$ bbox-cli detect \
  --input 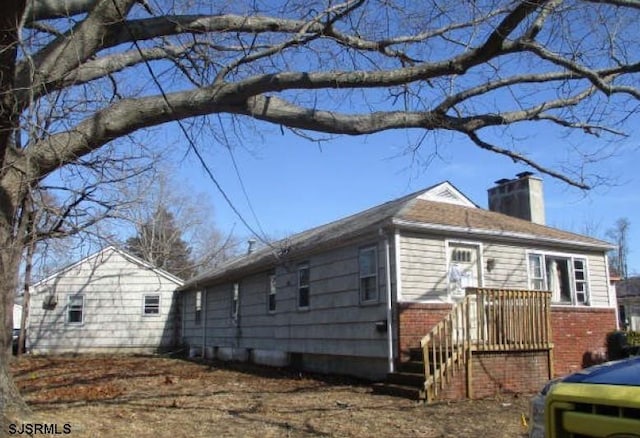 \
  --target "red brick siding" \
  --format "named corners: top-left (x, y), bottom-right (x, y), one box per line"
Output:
top-left (550, 307), bottom-right (616, 376)
top-left (397, 302), bottom-right (452, 361)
